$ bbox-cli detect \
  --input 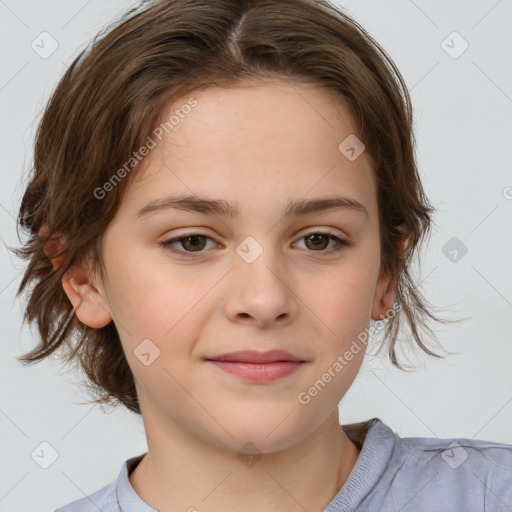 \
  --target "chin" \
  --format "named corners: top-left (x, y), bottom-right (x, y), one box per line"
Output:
top-left (209, 418), bottom-right (308, 455)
